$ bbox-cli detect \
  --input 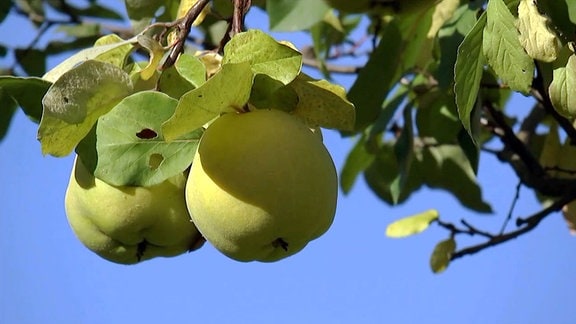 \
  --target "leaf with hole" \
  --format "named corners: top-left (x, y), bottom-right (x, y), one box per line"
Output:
top-left (92, 91), bottom-right (202, 187)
